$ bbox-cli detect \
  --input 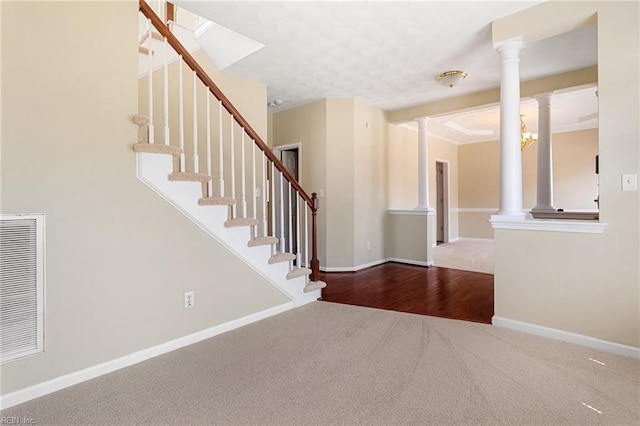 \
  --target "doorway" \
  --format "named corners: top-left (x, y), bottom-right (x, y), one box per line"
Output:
top-left (435, 160), bottom-right (449, 244)
top-left (273, 143), bottom-right (301, 260)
